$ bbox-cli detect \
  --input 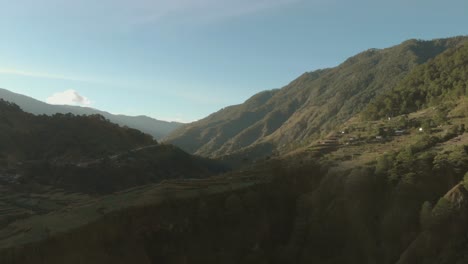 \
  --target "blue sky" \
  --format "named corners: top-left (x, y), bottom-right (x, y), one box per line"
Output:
top-left (0, 0), bottom-right (467, 122)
